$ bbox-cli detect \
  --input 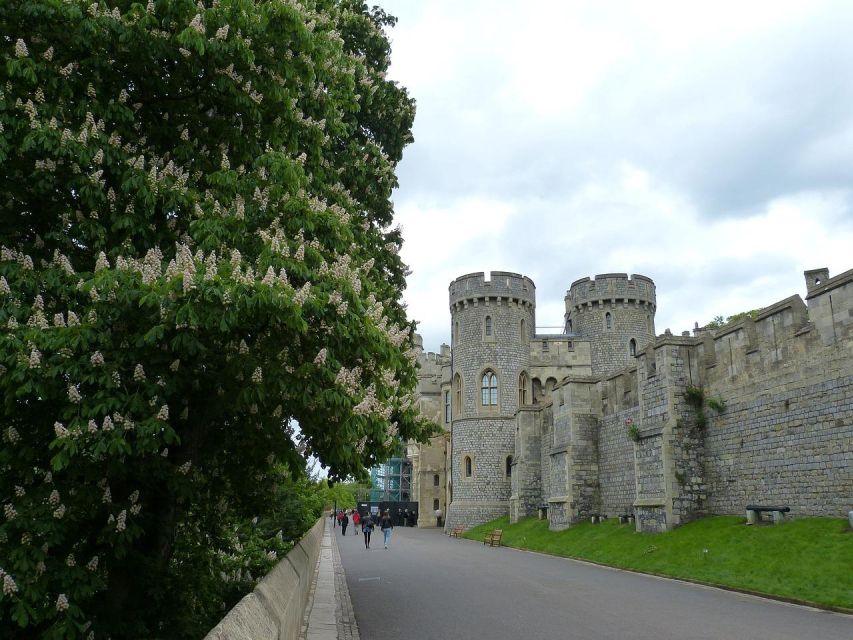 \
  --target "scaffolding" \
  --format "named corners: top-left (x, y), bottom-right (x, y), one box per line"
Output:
top-left (369, 453), bottom-right (412, 502)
